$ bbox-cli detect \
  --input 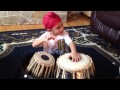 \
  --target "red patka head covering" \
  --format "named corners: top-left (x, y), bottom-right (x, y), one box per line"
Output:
top-left (43, 12), bottom-right (62, 31)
